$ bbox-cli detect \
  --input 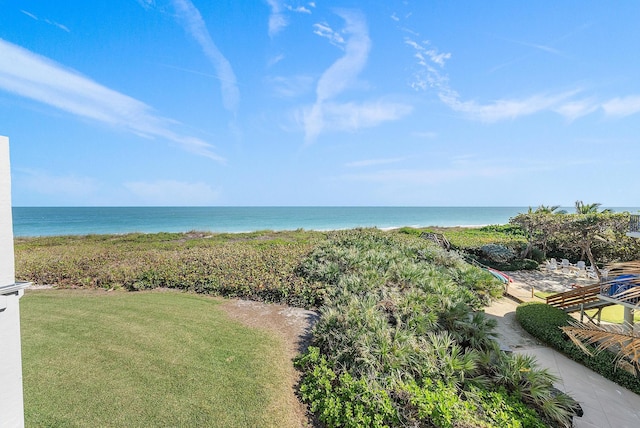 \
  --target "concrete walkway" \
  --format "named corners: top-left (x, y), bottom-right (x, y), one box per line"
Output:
top-left (484, 272), bottom-right (640, 427)
top-left (485, 272), bottom-right (640, 428)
